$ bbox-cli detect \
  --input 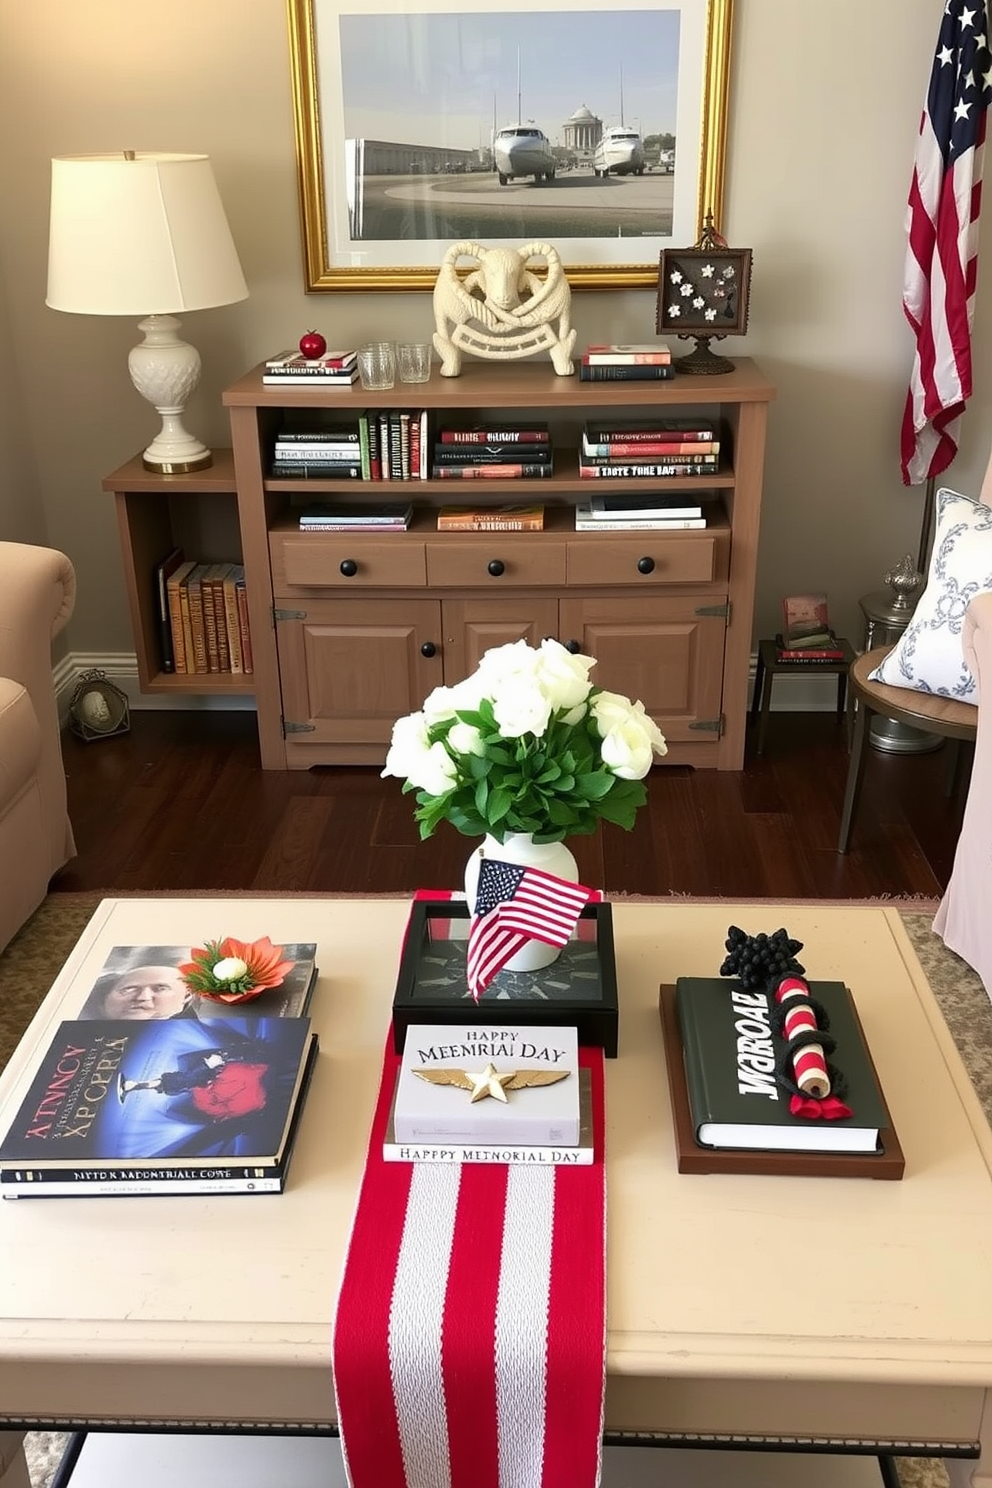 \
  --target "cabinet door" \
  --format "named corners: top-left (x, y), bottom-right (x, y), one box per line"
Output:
top-left (441, 597), bottom-right (561, 684)
top-left (274, 597), bottom-right (443, 766)
top-left (558, 596), bottom-right (726, 747)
